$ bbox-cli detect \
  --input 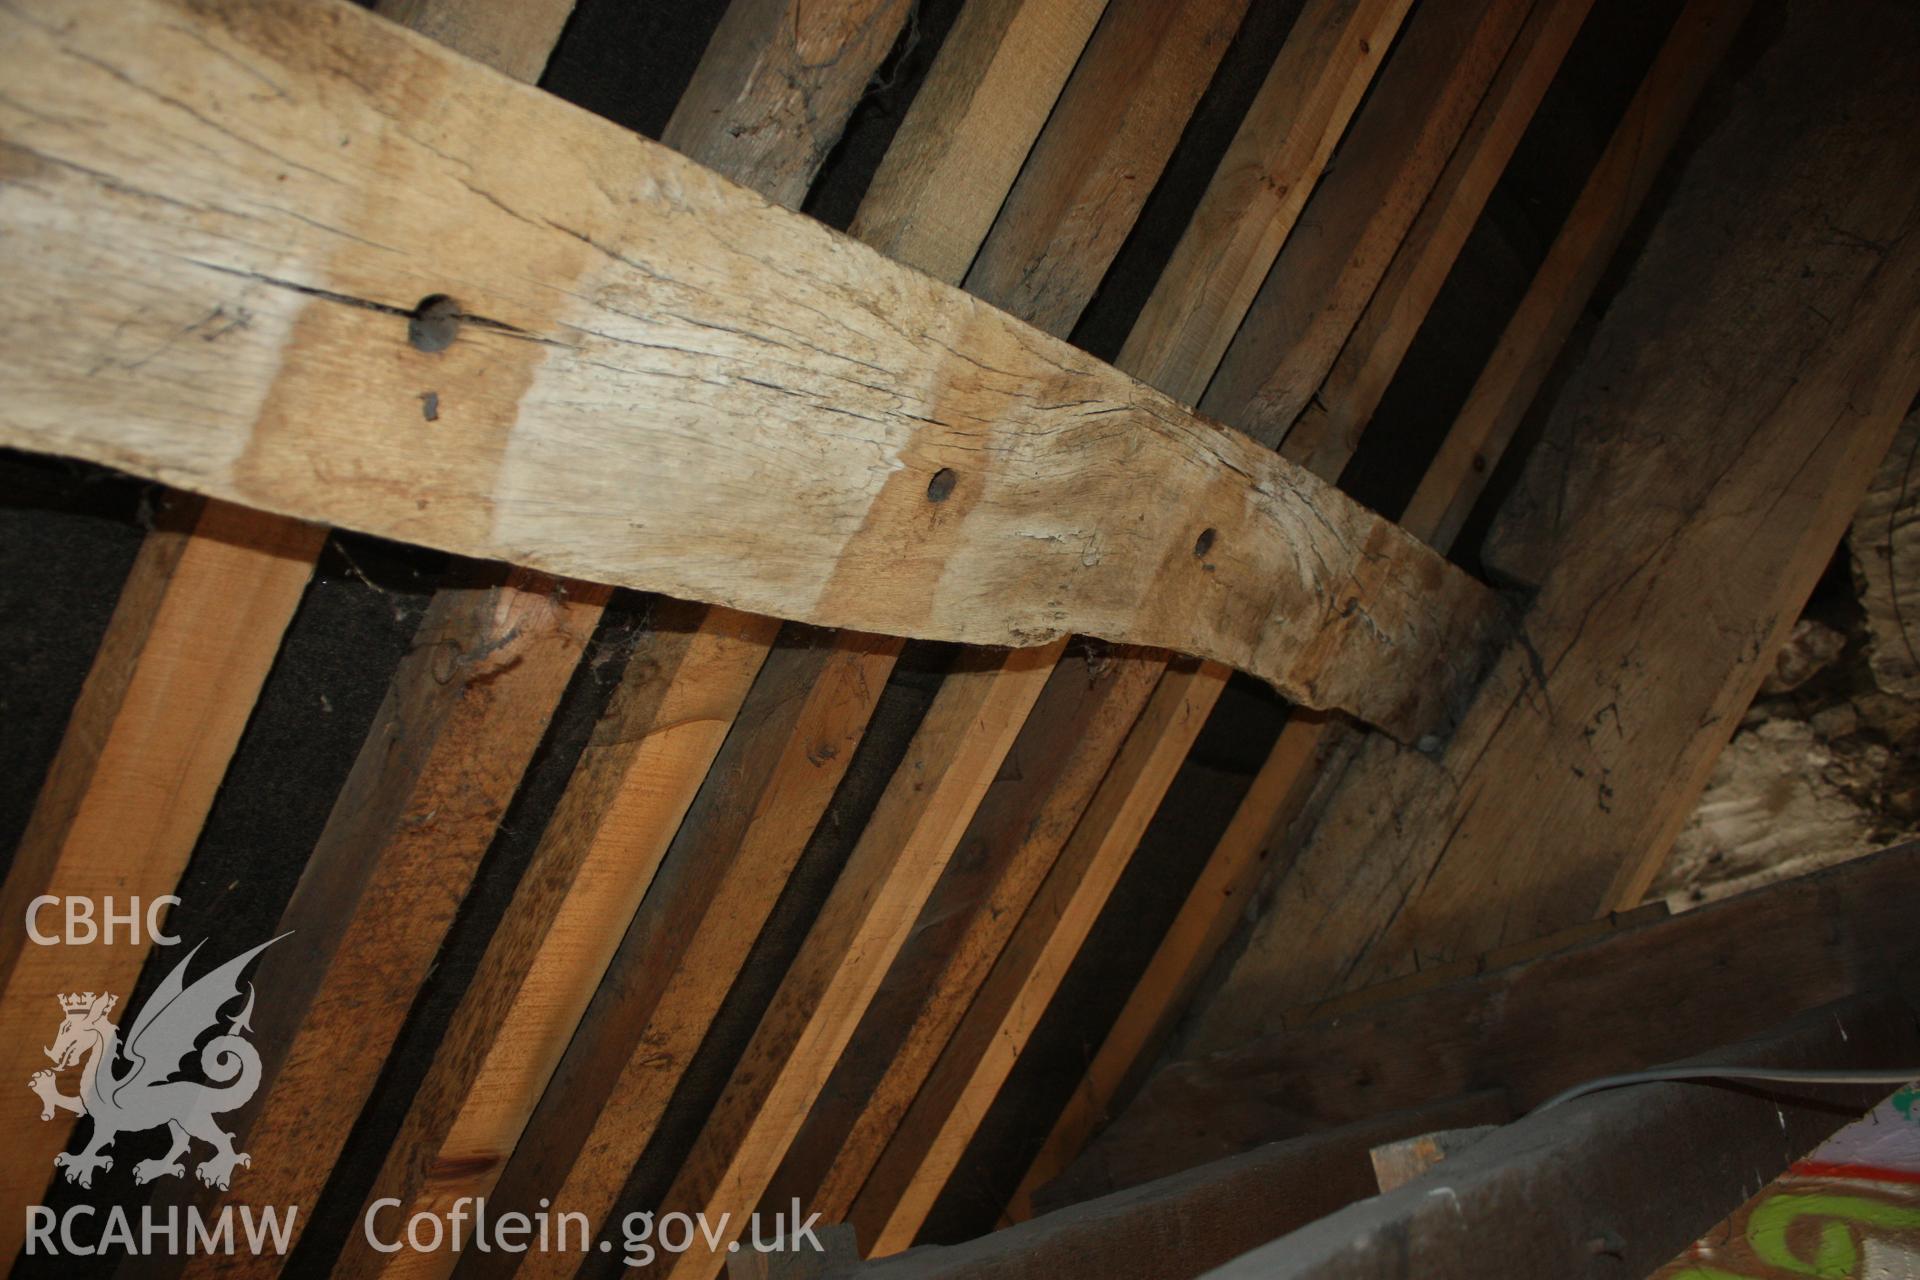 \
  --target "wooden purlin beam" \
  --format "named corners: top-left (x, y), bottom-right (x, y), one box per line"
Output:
top-left (1006, 0), bottom-right (1605, 1218)
top-left (1185, 0), bottom-right (1919, 1060)
top-left (0, 499), bottom-right (321, 1263)
top-left (0, 0), bottom-right (1500, 742)
top-left (840, 0), bottom-right (1548, 1247)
